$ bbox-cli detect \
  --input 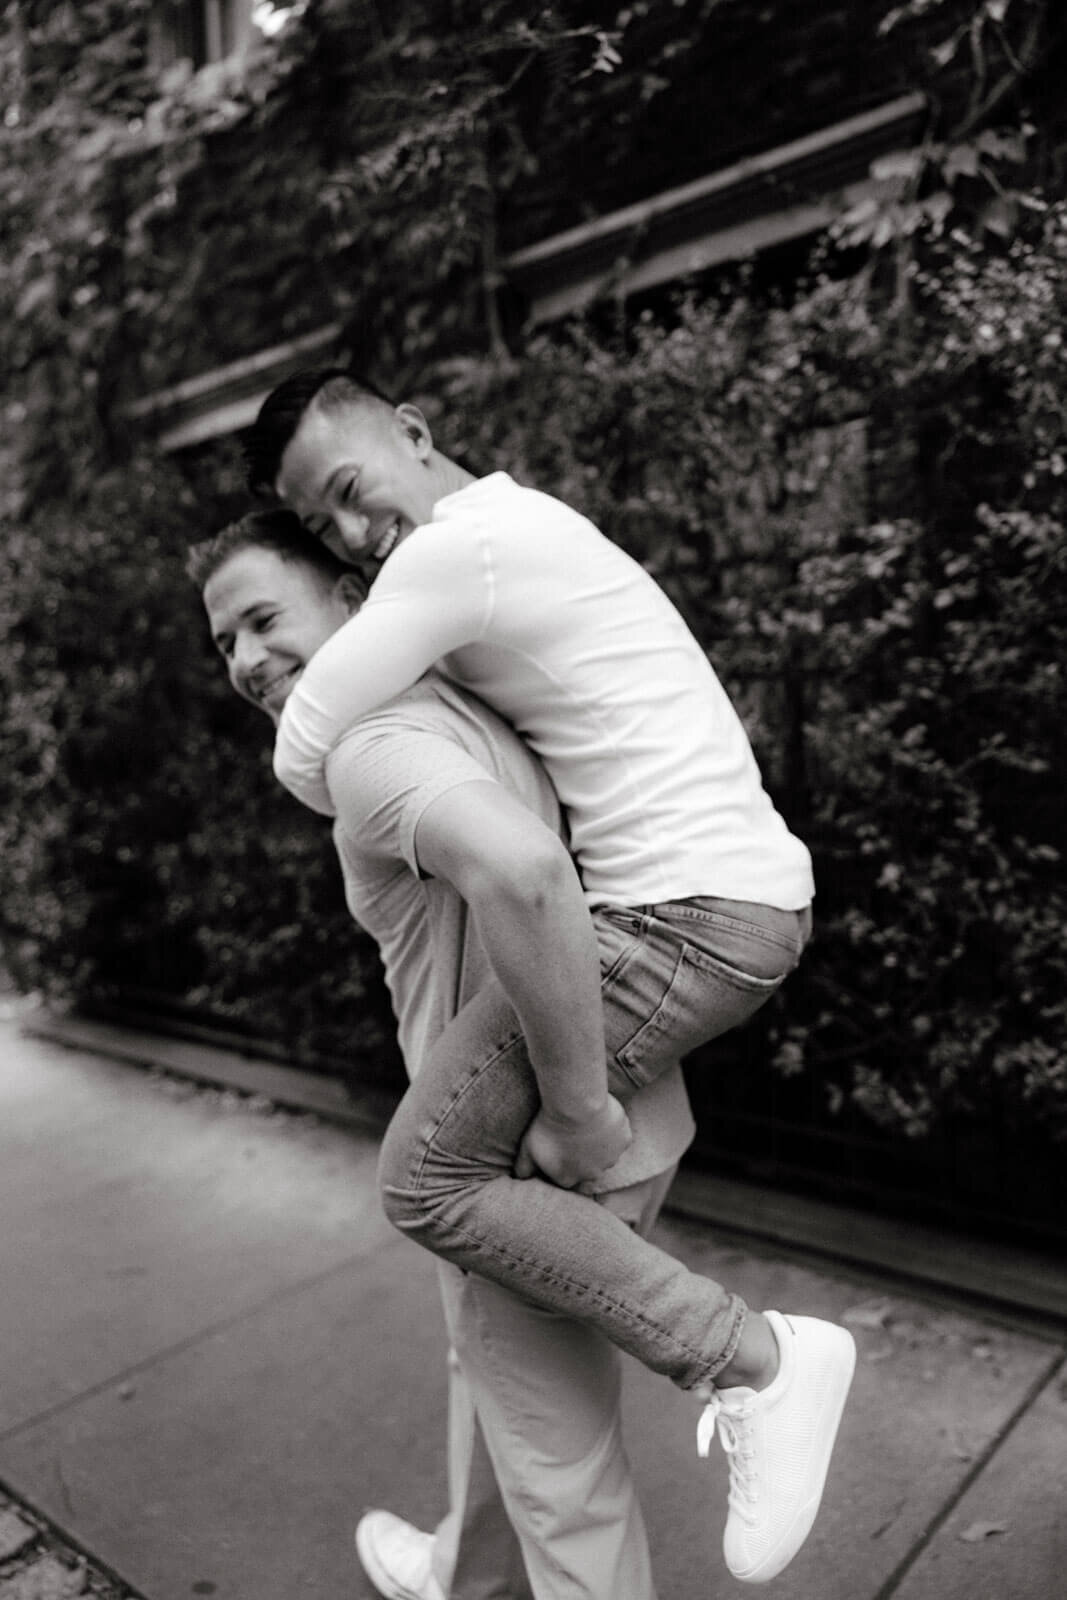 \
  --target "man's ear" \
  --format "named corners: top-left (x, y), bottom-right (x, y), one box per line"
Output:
top-left (394, 403), bottom-right (433, 459)
top-left (335, 571), bottom-right (368, 613)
